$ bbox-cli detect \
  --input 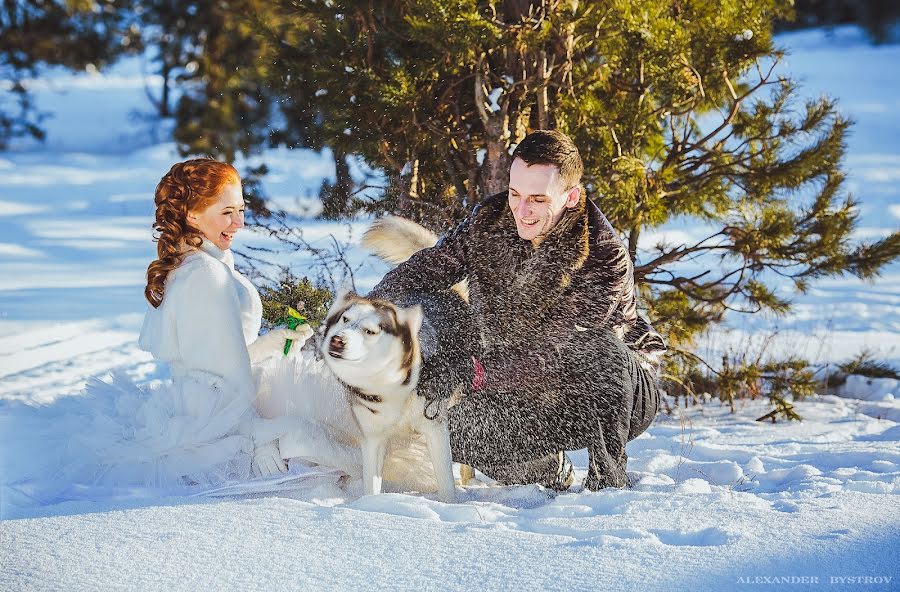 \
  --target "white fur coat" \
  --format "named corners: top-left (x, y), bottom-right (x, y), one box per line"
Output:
top-left (138, 239), bottom-right (262, 402)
